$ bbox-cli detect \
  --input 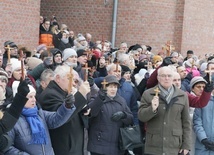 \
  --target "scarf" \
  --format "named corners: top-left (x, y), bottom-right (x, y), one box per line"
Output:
top-left (158, 84), bottom-right (174, 104)
top-left (22, 107), bottom-right (47, 144)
